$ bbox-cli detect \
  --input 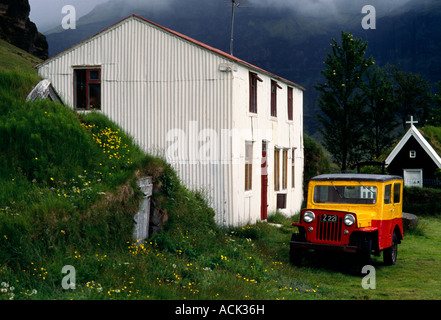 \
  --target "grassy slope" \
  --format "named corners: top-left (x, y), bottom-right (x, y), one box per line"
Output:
top-left (421, 126), bottom-right (441, 156)
top-left (0, 39), bottom-right (42, 74)
top-left (1, 40), bottom-right (441, 302)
